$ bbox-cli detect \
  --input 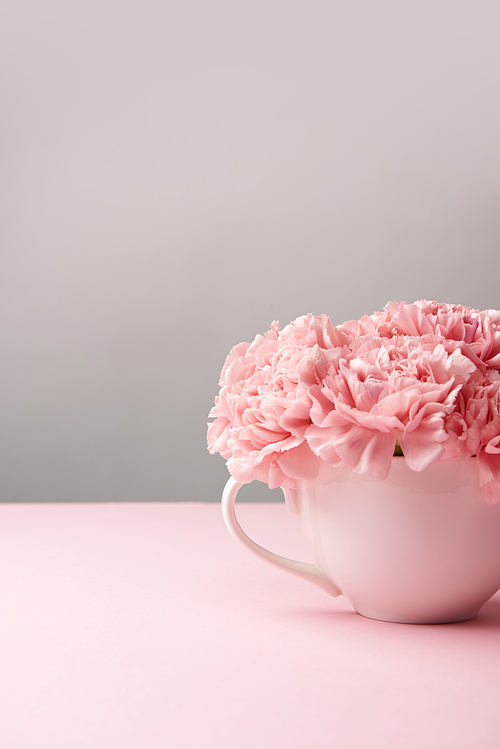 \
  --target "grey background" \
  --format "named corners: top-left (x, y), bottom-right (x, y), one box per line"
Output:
top-left (1, 1), bottom-right (499, 502)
